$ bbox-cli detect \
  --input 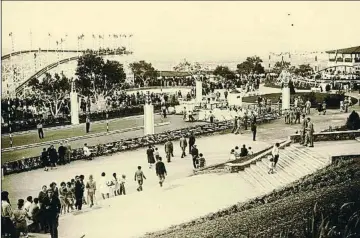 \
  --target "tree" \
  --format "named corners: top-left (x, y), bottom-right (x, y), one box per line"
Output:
top-left (75, 54), bottom-right (126, 102)
top-left (273, 61), bottom-right (291, 74)
top-left (213, 65), bottom-right (235, 80)
top-left (129, 60), bottom-right (158, 87)
top-left (173, 59), bottom-right (208, 79)
top-left (28, 73), bottom-right (71, 117)
top-left (236, 56), bottom-right (265, 75)
top-left (294, 64), bottom-right (314, 76)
